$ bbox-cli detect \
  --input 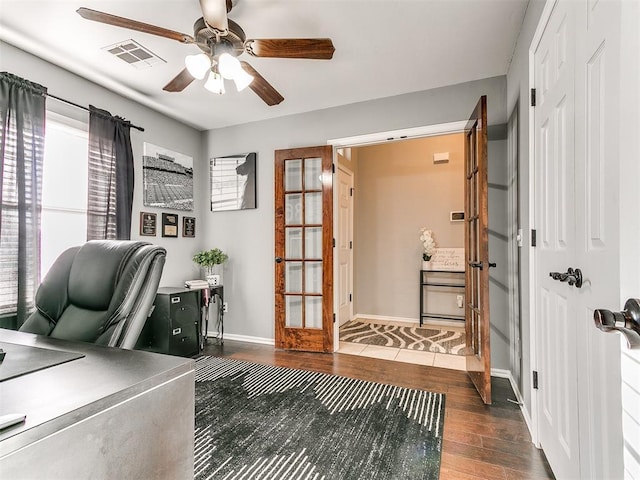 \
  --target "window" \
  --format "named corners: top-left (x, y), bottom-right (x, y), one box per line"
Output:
top-left (41, 115), bottom-right (88, 277)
